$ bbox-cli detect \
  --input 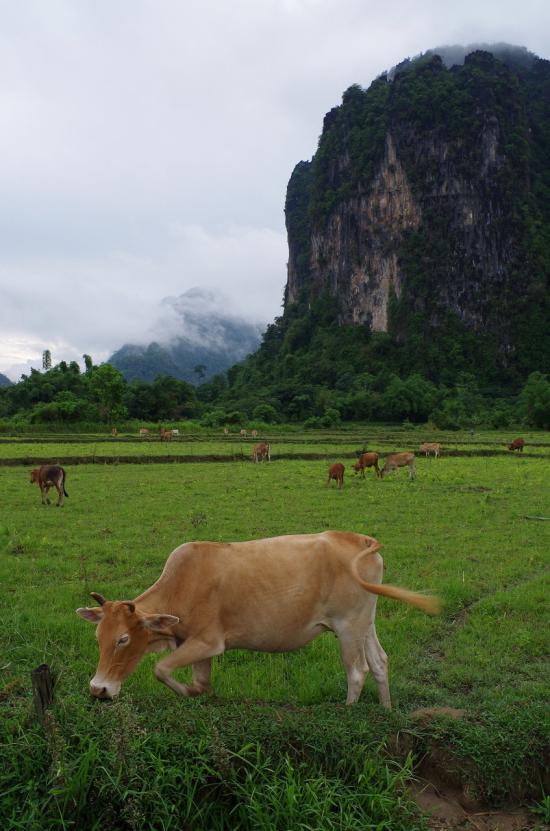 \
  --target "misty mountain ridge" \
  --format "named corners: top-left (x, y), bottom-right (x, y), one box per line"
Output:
top-left (0, 372), bottom-right (13, 387)
top-left (109, 288), bottom-right (264, 383)
top-left (387, 43), bottom-right (536, 79)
